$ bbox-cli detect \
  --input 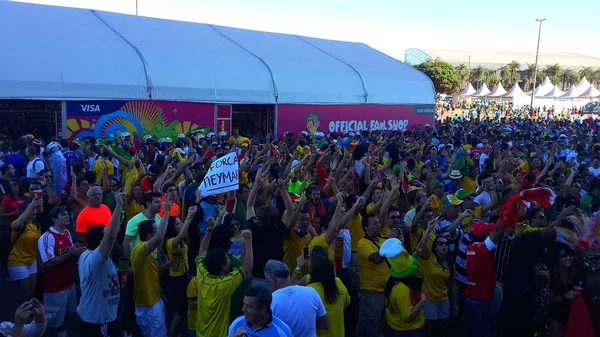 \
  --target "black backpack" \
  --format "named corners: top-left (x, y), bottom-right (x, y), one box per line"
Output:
top-left (0, 224), bottom-right (26, 267)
